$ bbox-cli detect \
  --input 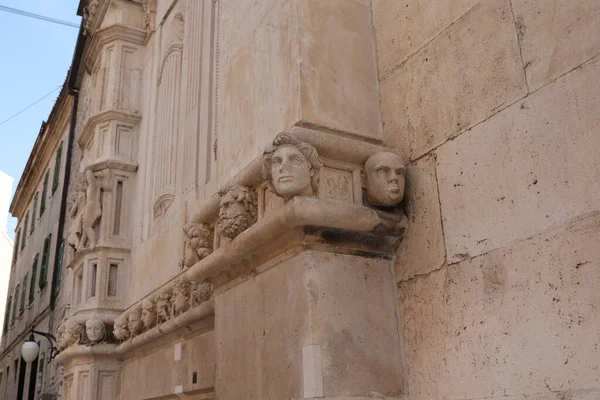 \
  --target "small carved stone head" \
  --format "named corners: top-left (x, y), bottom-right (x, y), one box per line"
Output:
top-left (114, 313), bottom-right (131, 342)
top-left (128, 307), bottom-right (144, 337)
top-left (218, 185), bottom-right (258, 239)
top-left (141, 297), bottom-right (157, 330)
top-left (183, 222), bottom-right (213, 267)
top-left (172, 278), bottom-right (192, 316)
top-left (64, 319), bottom-right (83, 347)
top-left (363, 152), bottom-right (406, 208)
top-left (85, 317), bottom-right (106, 344)
top-left (191, 281), bottom-right (213, 307)
top-left (262, 132), bottom-right (323, 201)
top-left (156, 288), bottom-right (172, 324)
